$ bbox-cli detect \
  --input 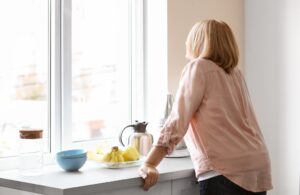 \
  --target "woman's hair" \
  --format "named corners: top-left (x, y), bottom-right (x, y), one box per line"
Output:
top-left (186, 20), bottom-right (239, 73)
